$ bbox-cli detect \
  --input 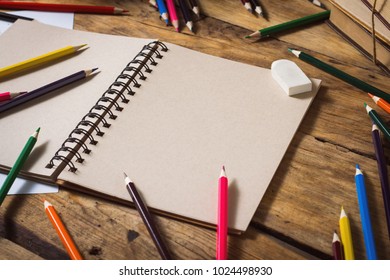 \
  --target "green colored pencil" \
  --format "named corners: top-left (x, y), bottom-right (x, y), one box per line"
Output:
top-left (365, 103), bottom-right (390, 141)
top-left (0, 127), bottom-right (40, 206)
top-left (245, 10), bottom-right (330, 39)
top-left (289, 48), bottom-right (390, 103)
